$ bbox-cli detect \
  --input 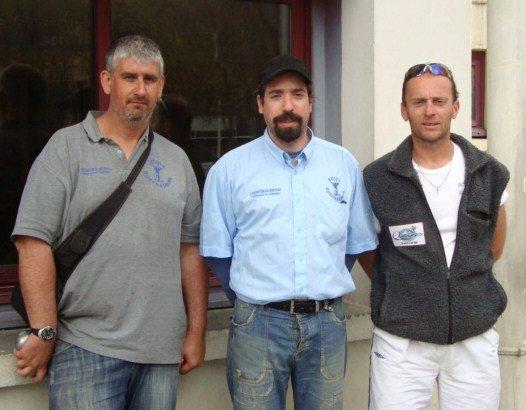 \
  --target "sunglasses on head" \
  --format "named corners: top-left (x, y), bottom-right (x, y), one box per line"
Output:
top-left (404, 63), bottom-right (453, 80)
